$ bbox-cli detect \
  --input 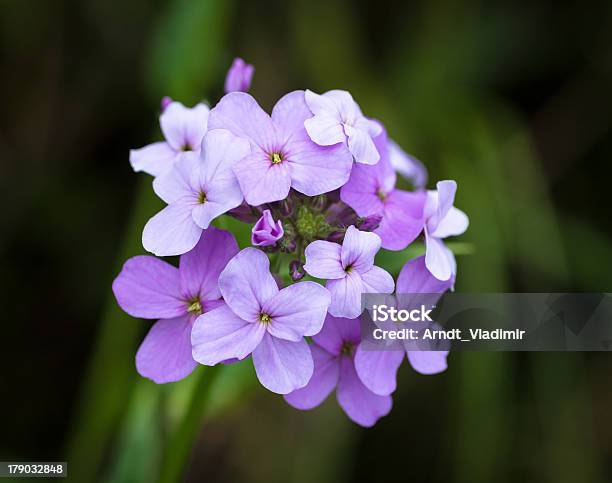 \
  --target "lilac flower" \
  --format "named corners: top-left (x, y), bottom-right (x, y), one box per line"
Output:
top-left (304, 225), bottom-right (394, 319)
top-left (354, 256), bottom-right (453, 396)
top-left (424, 180), bottom-right (469, 281)
top-left (130, 101), bottom-right (210, 177)
top-left (388, 139), bottom-right (428, 189)
top-left (341, 126), bottom-right (426, 251)
top-left (224, 57), bottom-right (254, 93)
top-left (285, 315), bottom-right (392, 427)
top-left (208, 91), bottom-right (353, 205)
top-left (112, 228), bottom-right (238, 384)
top-left (251, 209), bottom-right (284, 247)
top-left (304, 89), bottom-right (382, 165)
top-left (142, 129), bottom-right (251, 256)
top-left (191, 248), bottom-right (331, 394)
